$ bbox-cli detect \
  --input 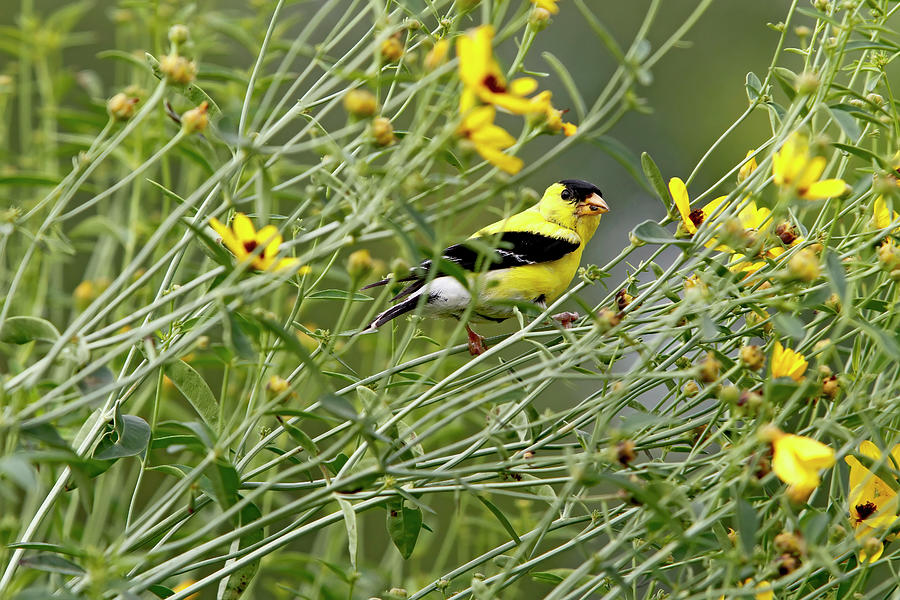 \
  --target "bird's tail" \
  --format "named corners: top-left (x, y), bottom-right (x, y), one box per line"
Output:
top-left (362, 295), bottom-right (422, 333)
